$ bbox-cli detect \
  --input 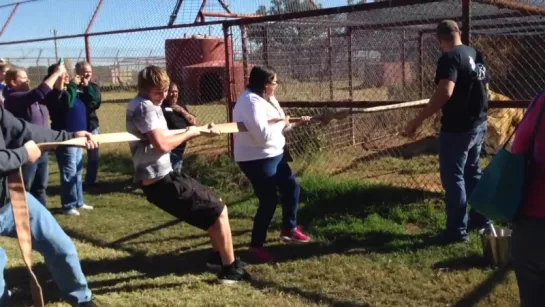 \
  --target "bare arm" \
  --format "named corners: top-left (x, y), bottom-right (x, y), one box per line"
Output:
top-left (146, 127), bottom-right (200, 154)
top-left (172, 104), bottom-right (197, 125)
top-left (412, 79), bottom-right (454, 123)
top-left (131, 100), bottom-right (203, 154)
